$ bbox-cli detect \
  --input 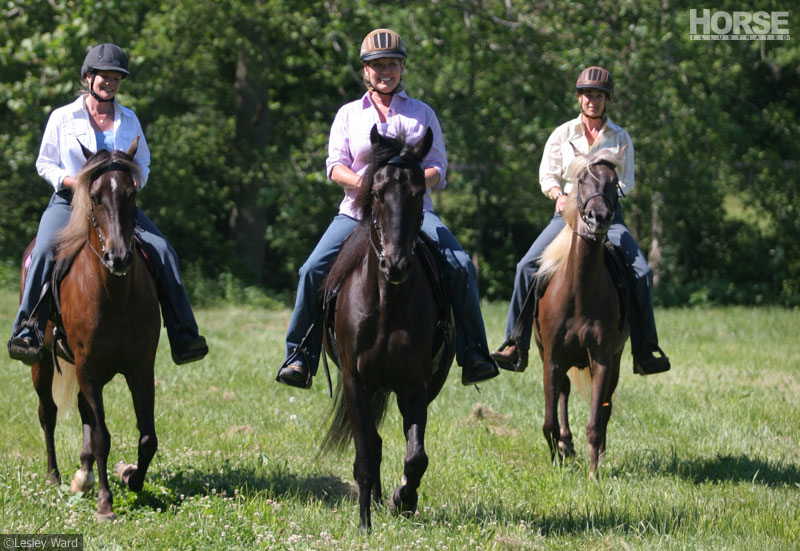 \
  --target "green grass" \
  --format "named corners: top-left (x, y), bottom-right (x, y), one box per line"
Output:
top-left (1, 289), bottom-right (798, 550)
